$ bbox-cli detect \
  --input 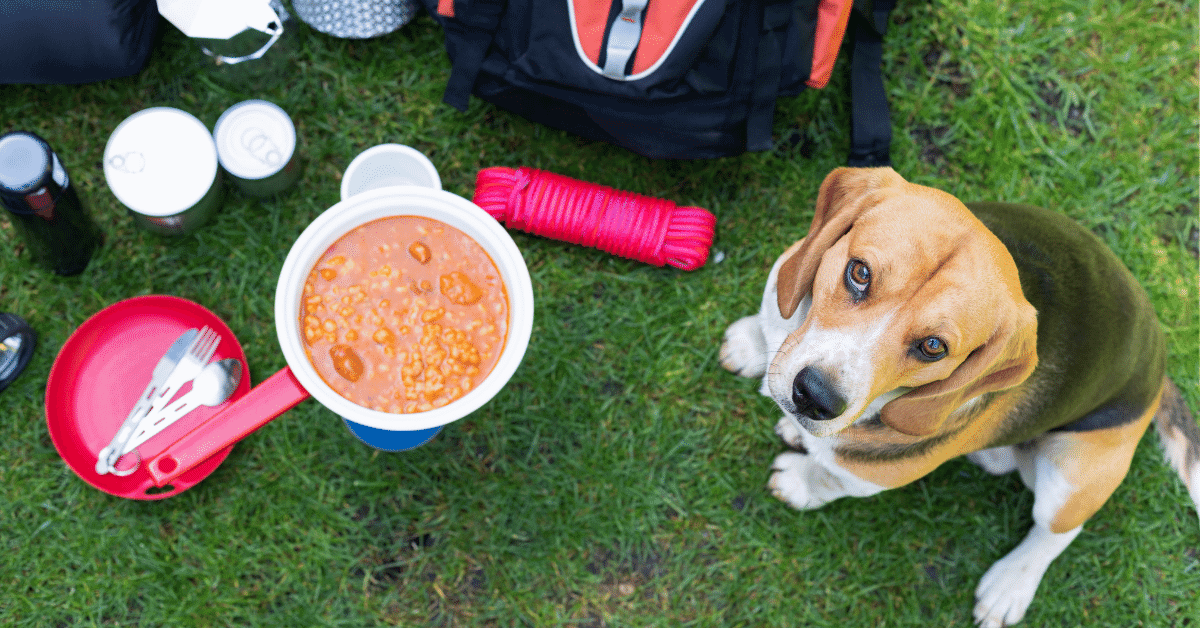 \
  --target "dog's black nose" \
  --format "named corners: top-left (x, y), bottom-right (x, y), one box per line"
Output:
top-left (792, 367), bottom-right (847, 421)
